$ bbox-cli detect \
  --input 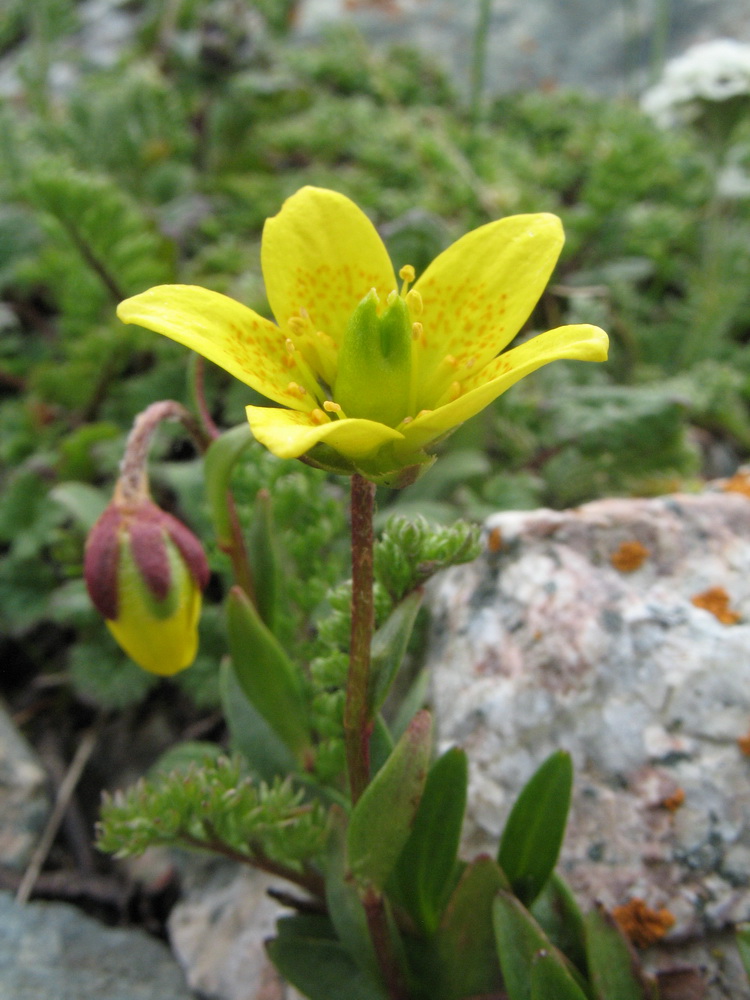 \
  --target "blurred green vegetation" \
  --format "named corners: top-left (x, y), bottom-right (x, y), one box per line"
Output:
top-left (2, 0), bottom-right (750, 708)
